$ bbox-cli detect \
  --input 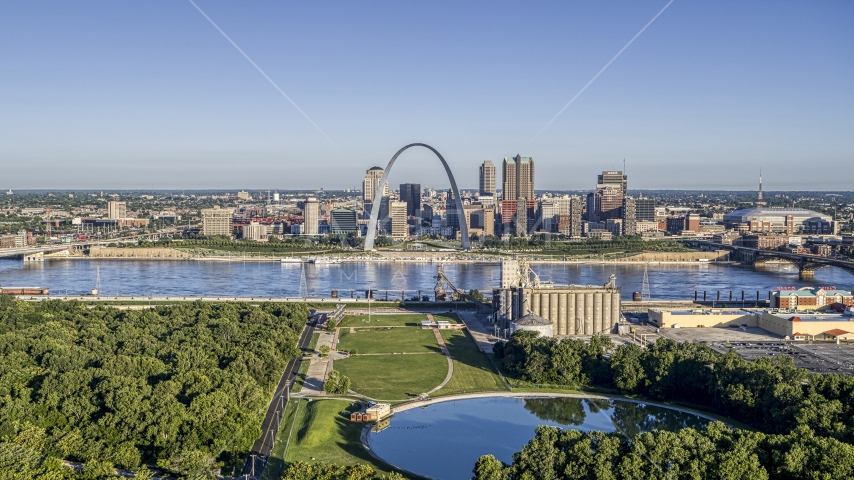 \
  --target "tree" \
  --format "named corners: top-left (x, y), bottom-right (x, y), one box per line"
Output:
top-left (319, 345), bottom-right (331, 357)
top-left (324, 370), bottom-right (351, 394)
top-left (610, 343), bottom-right (645, 392)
